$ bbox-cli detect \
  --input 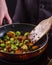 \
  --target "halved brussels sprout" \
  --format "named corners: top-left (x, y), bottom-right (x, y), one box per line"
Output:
top-left (21, 44), bottom-right (28, 50)
top-left (0, 43), bottom-right (6, 48)
top-left (24, 32), bottom-right (29, 36)
top-left (16, 31), bottom-right (21, 36)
